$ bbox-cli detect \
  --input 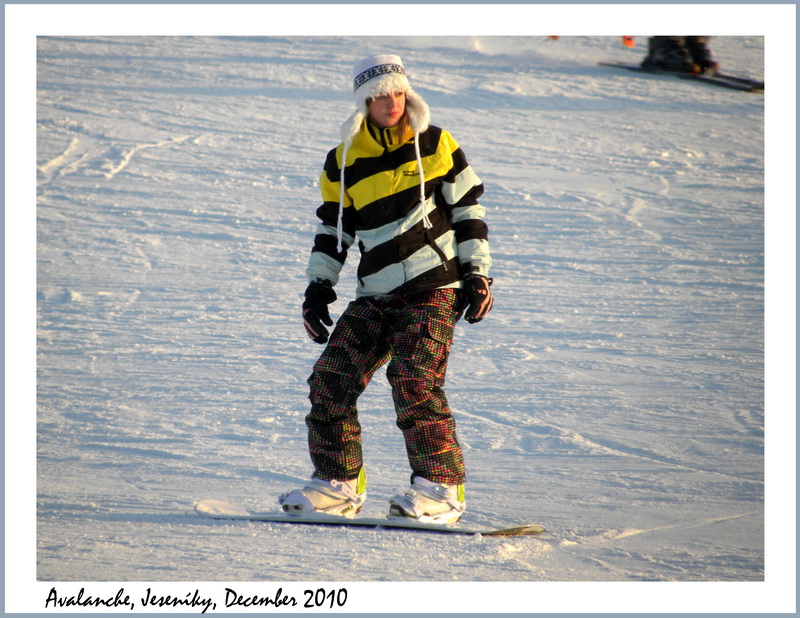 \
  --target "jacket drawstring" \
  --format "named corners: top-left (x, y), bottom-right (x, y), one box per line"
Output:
top-left (413, 134), bottom-right (431, 229)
